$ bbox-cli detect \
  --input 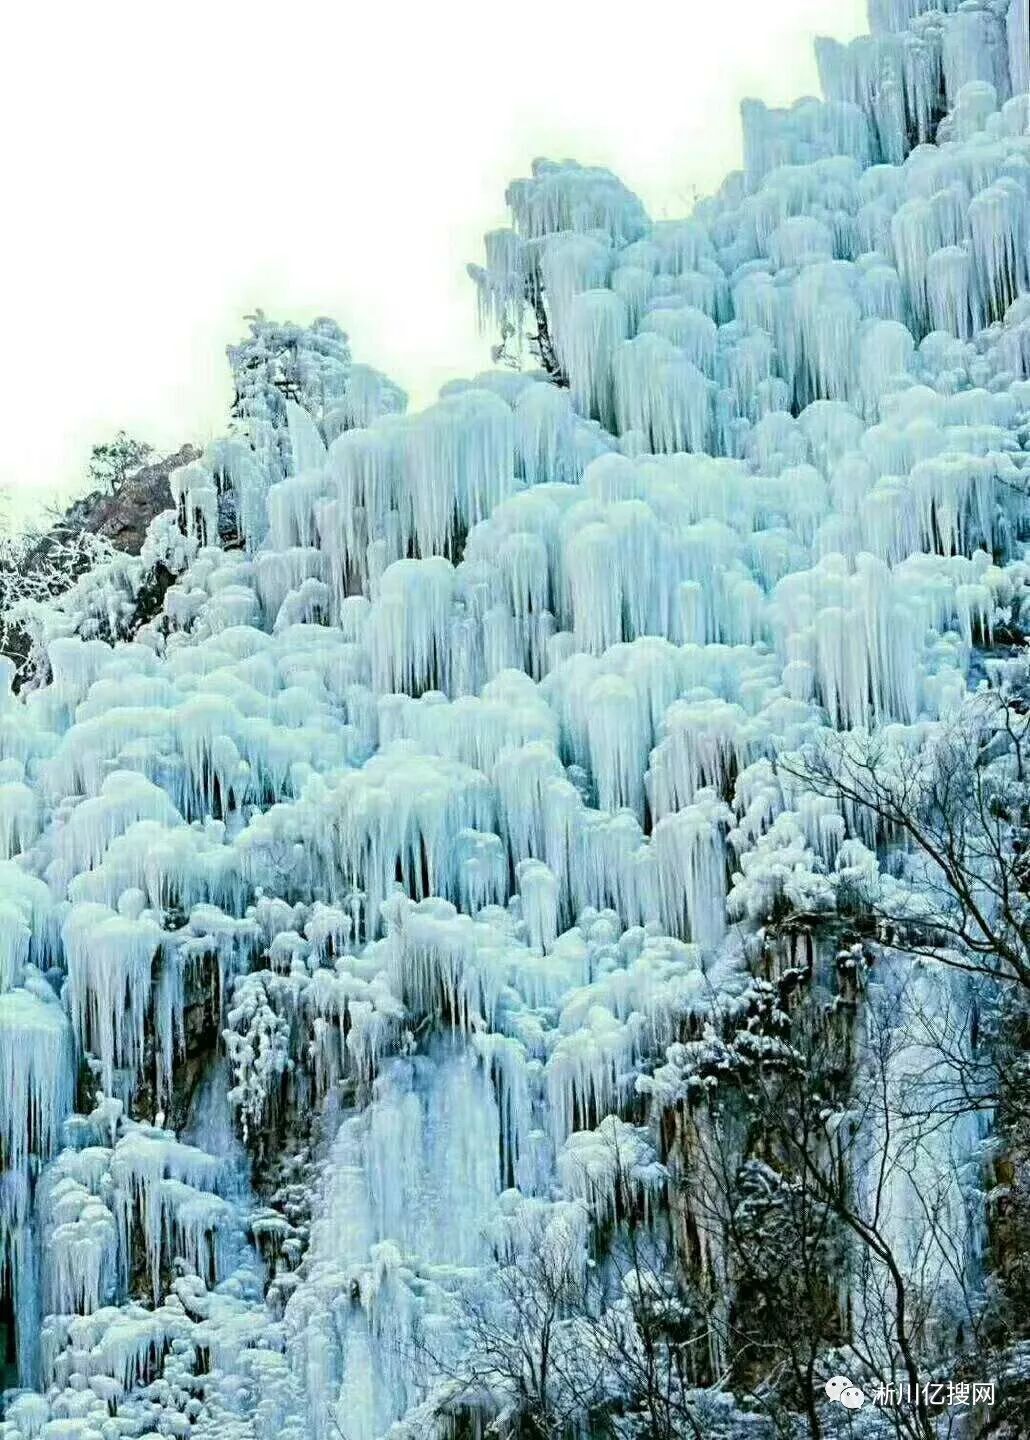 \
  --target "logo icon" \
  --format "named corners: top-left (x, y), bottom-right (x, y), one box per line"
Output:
top-left (825, 1375), bottom-right (867, 1411)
